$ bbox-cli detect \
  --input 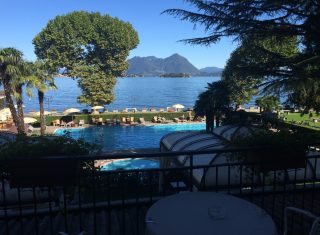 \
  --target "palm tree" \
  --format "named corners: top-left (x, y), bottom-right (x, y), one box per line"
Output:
top-left (26, 60), bottom-right (56, 135)
top-left (0, 48), bottom-right (28, 134)
top-left (194, 81), bottom-right (231, 132)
